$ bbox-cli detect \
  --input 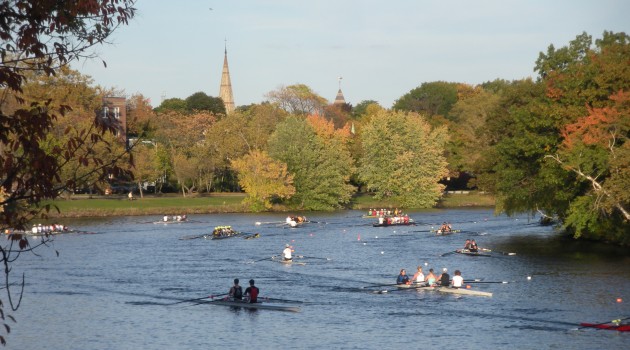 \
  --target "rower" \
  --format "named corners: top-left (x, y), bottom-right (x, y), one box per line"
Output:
top-left (469, 240), bottom-right (478, 253)
top-left (244, 279), bottom-right (259, 303)
top-left (452, 270), bottom-right (464, 288)
top-left (425, 268), bottom-right (437, 286)
top-left (410, 266), bottom-right (425, 285)
top-left (438, 268), bottom-right (450, 287)
top-left (229, 278), bottom-right (243, 301)
top-left (396, 269), bottom-right (410, 285)
top-left (464, 239), bottom-right (472, 250)
top-left (282, 244), bottom-right (293, 261)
